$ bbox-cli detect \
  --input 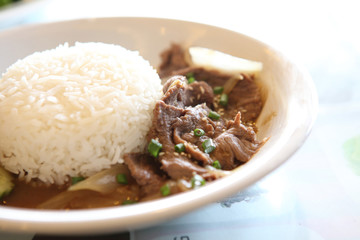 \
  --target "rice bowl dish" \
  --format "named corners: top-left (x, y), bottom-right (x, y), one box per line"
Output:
top-left (0, 17), bottom-right (317, 234)
top-left (0, 41), bottom-right (268, 209)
